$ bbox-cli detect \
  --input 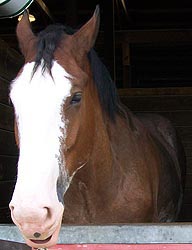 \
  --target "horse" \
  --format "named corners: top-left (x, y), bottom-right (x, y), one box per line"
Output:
top-left (9, 5), bottom-right (185, 249)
